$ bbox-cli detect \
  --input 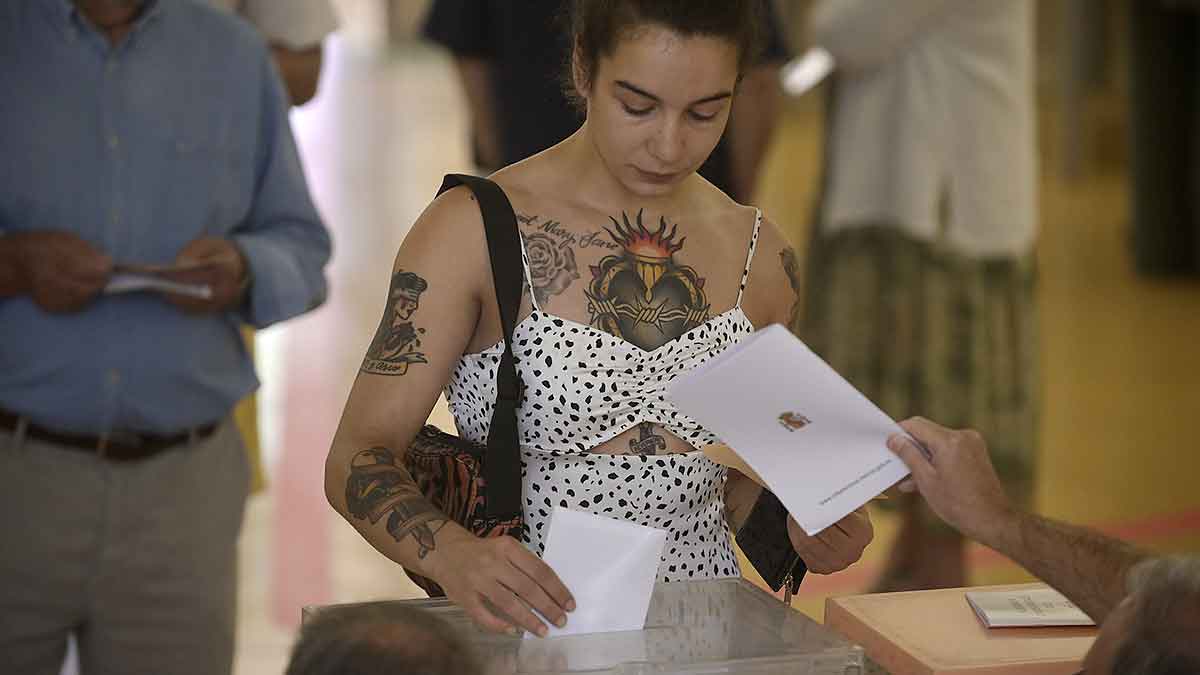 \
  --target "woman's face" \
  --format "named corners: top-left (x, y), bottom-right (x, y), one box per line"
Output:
top-left (579, 24), bottom-right (739, 198)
